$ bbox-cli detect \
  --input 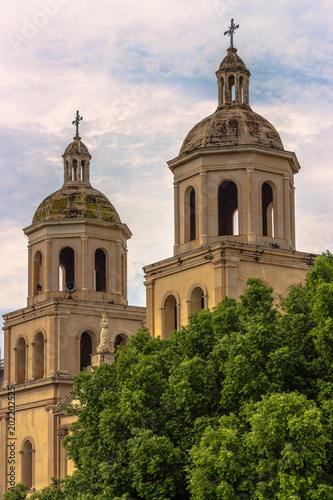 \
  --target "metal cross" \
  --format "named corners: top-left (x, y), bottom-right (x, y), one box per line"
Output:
top-left (72, 110), bottom-right (83, 137)
top-left (224, 18), bottom-right (239, 48)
